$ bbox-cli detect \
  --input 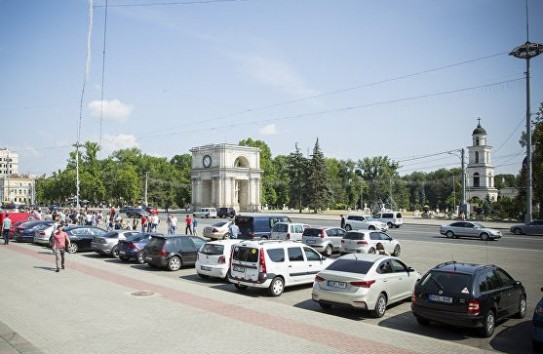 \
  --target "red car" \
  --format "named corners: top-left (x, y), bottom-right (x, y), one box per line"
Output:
top-left (0, 212), bottom-right (37, 239)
